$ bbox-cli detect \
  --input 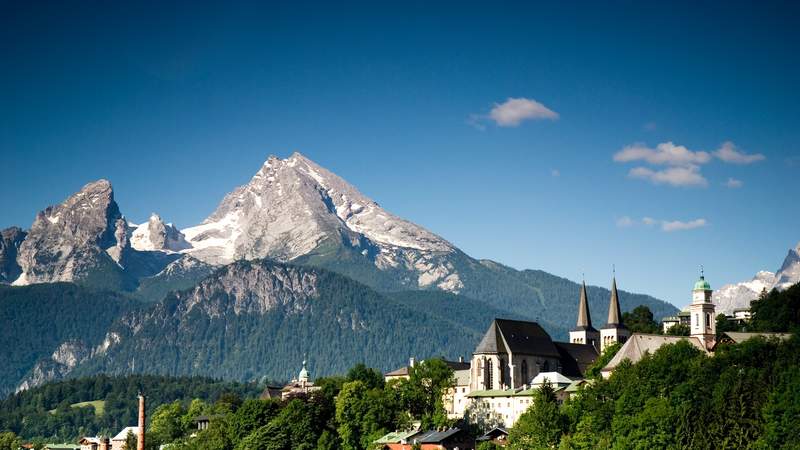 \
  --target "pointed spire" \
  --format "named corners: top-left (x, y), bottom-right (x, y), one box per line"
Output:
top-left (574, 281), bottom-right (594, 330)
top-left (606, 275), bottom-right (625, 328)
